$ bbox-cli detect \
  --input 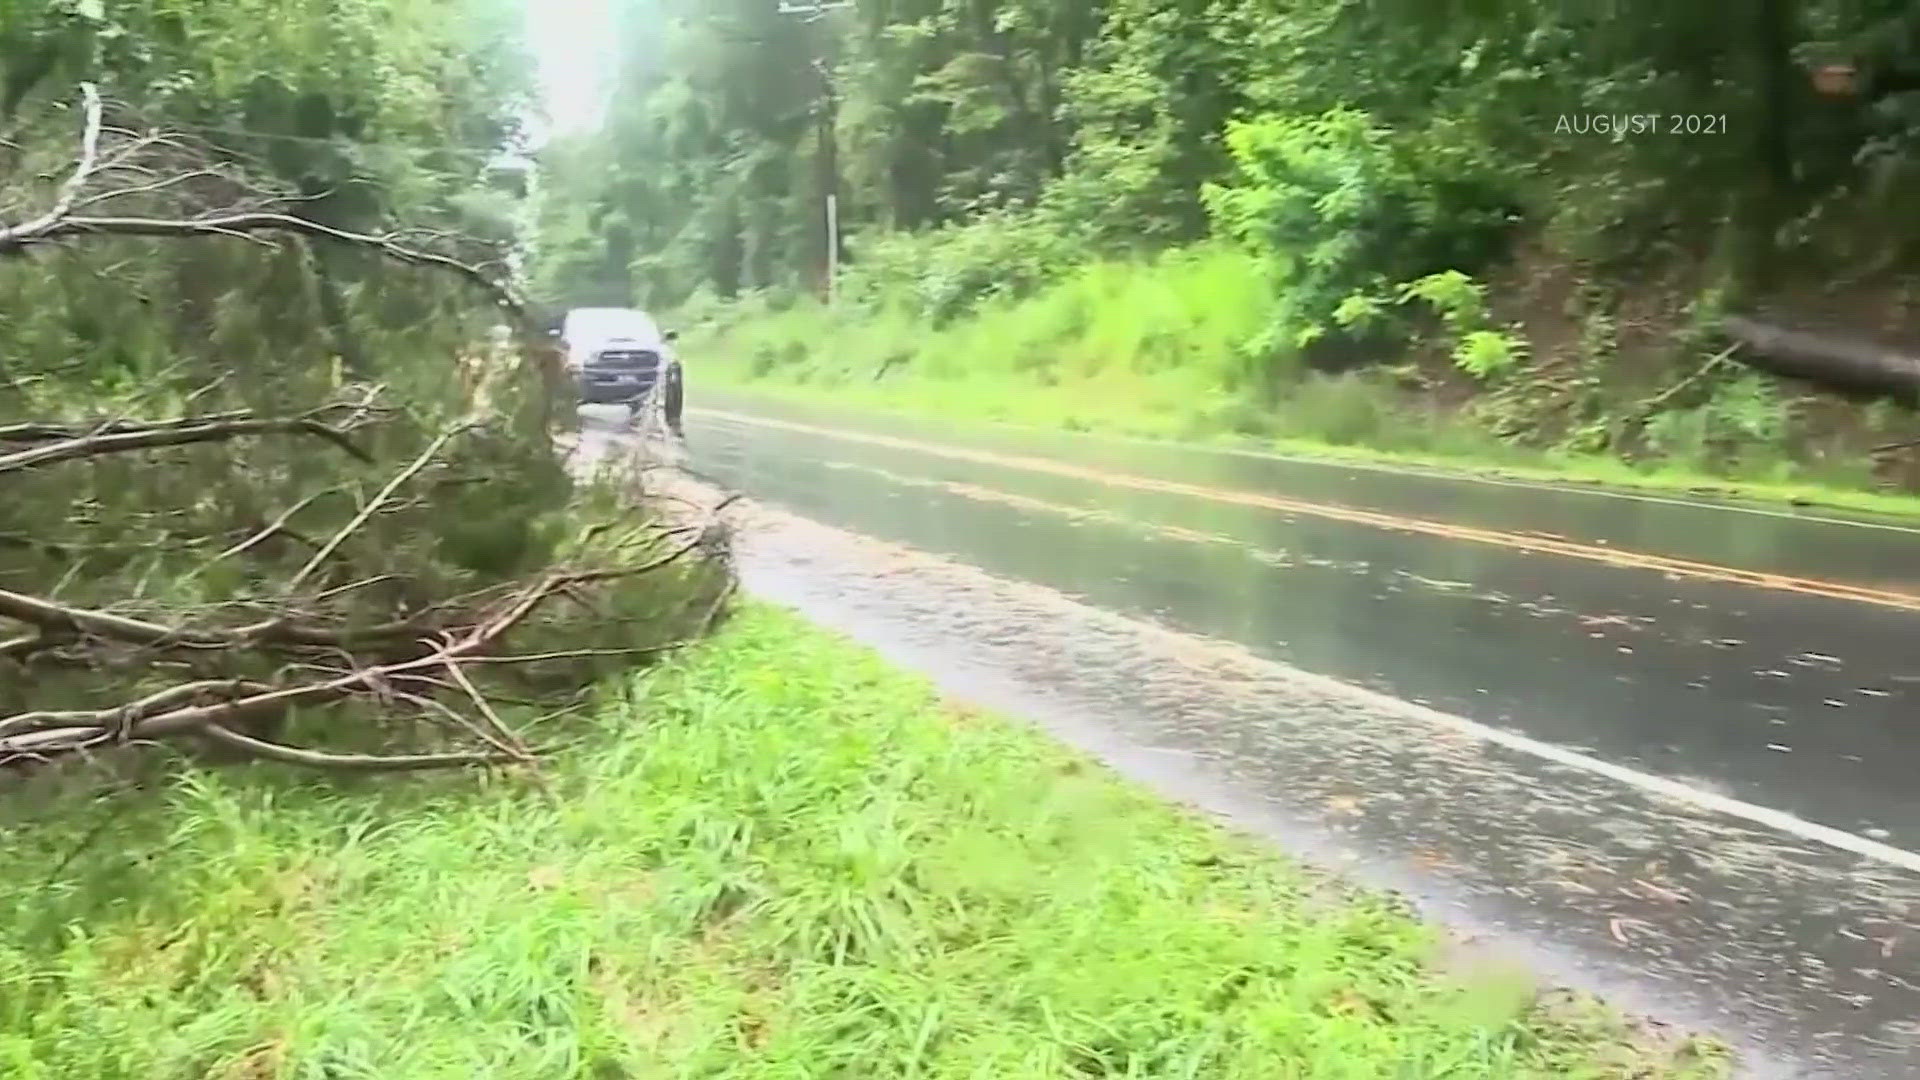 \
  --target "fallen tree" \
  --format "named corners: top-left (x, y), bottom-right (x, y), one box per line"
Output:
top-left (0, 498), bottom-right (730, 771)
top-left (1721, 313), bottom-right (1920, 406)
top-left (0, 86), bottom-right (726, 777)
